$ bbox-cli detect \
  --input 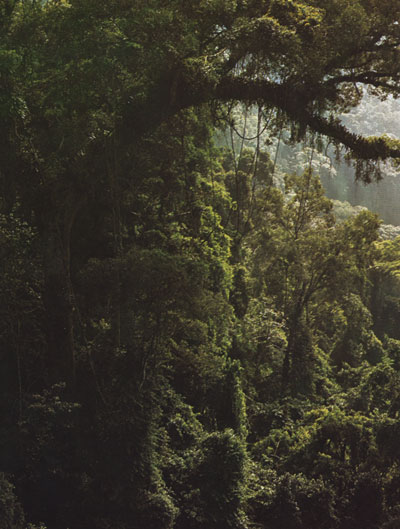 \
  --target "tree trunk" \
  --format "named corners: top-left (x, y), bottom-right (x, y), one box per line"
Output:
top-left (281, 295), bottom-right (305, 394)
top-left (39, 191), bottom-right (83, 392)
